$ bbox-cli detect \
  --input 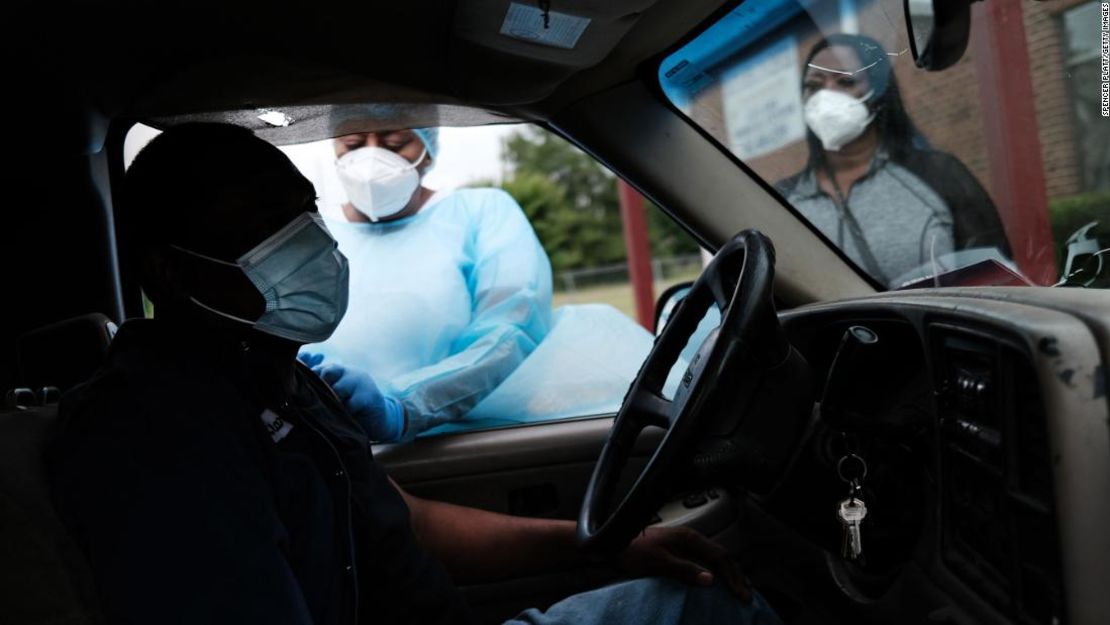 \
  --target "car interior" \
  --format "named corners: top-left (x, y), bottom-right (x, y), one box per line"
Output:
top-left (2, 0), bottom-right (1108, 624)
